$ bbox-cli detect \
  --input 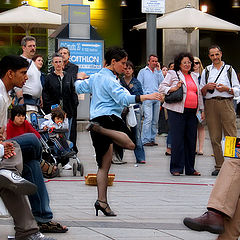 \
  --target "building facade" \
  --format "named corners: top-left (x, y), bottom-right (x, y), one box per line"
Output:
top-left (0, 0), bottom-right (239, 71)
